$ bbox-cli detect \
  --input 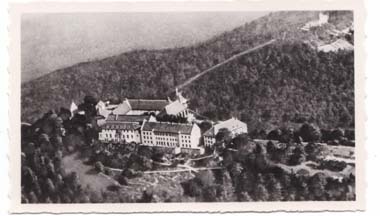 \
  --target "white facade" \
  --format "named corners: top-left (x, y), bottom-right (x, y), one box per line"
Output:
top-left (141, 121), bottom-right (202, 150)
top-left (141, 130), bottom-right (155, 146)
top-left (127, 110), bottom-right (161, 115)
top-left (204, 136), bottom-right (216, 147)
top-left (99, 126), bottom-right (141, 144)
top-left (98, 114), bottom-right (156, 144)
top-left (188, 124), bottom-right (201, 149)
